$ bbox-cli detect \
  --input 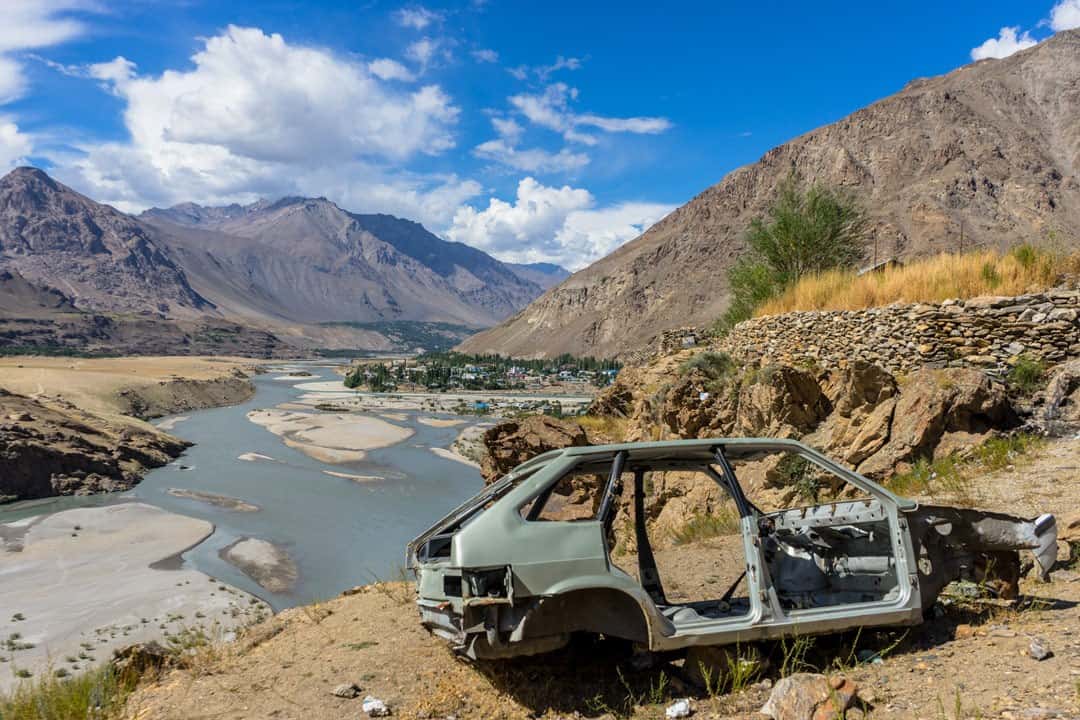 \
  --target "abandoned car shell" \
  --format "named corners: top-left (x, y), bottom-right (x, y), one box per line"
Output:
top-left (407, 439), bottom-right (1057, 659)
